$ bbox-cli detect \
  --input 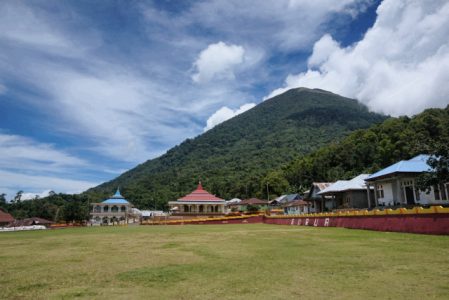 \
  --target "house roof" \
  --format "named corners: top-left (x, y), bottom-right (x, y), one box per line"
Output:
top-left (226, 198), bottom-right (241, 204)
top-left (102, 188), bottom-right (130, 204)
top-left (312, 182), bottom-right (332, 191)
top-left (366, 155), bottom-right (431, 181)
top-left (8, 217), bottom-right (53, 227)
top-left (239, 198), bottom-right (268, 205)
top-left (178, 182), bottom-right (224, 201)
top-left (0, 209), bottom-right (14, 223)
top-left (284, 199), bottom-right (309, 207)
top-left (318, 174), bottom-right (371, 195)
